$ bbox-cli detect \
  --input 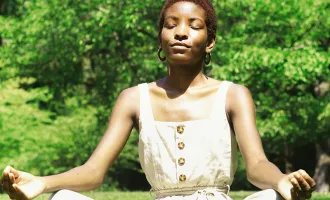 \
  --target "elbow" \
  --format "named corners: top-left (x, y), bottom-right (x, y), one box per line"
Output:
top-left (246, 171), bottom-right (255, 184)
top-left (81, 164), bottom-right (105, 189)
top-left (246, 169), bottom-right (262, 187)
top-left (245, 161), bottom-right (263, 184)
top-left (90, 180), bottom-right (103, 190)
top-left (89, 176), bottom-right (103, 190)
